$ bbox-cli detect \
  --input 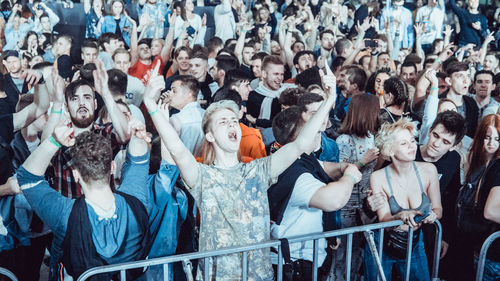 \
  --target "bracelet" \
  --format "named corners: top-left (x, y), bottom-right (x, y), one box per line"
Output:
top-left (49, 135), bottom-right (62, 148)
top-left (51, 108), bottom-right (63, 114)
top-left (430, 86), bottom-right (439, 92)
top-left (345, 173), bottom-right (358, 184)
top-left (371, 51), bottom-right (379, 56)
top-left (149, 108), bottom-right (159, 116)
top-left (435, 58), bottom-right (442, 64)
top-left (357, 159), bottom-right (365, 168)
